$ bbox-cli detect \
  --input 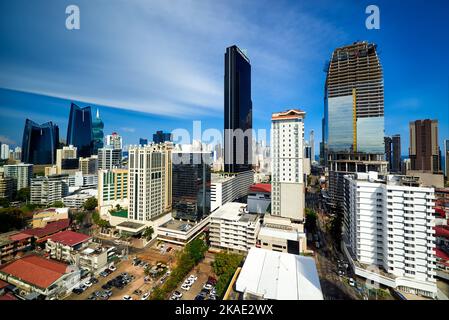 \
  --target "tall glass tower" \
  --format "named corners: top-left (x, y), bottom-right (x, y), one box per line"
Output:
top-left (21, 119), bottom-right (59, 165)
top-left (66, 103), bottom-right (93, 158)
top-left (92, 109), bottom-right (104, 154)
top-left (224, 45), bottom-right (252, 173)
